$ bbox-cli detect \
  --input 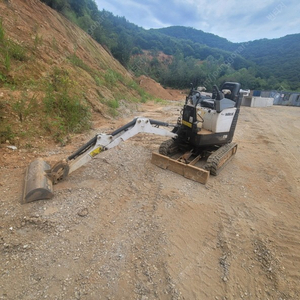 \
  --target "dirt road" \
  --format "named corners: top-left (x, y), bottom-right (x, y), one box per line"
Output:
top-left (0, 101), bottom-right (299, 299)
